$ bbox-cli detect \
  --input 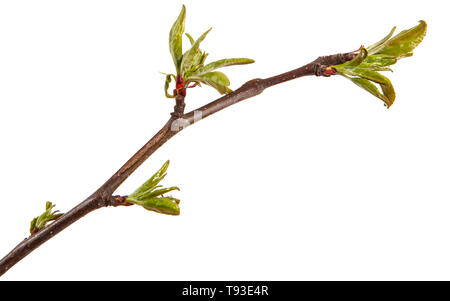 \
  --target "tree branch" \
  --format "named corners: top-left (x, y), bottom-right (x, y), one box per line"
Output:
top-left (0, 51), bottom-right (354, 277)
